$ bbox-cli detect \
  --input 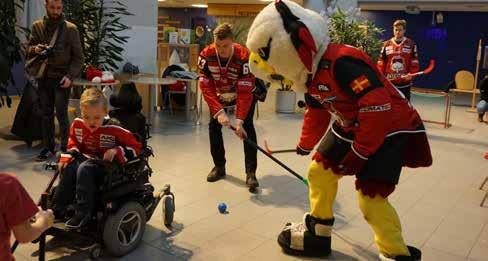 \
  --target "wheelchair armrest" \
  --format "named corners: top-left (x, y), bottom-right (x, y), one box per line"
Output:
top-left (140, 146), bottom-right (154, 158)
top-left (123, 158), bottom-right (142, 171)
top-left (125, 158), bottom-right (141, 165)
